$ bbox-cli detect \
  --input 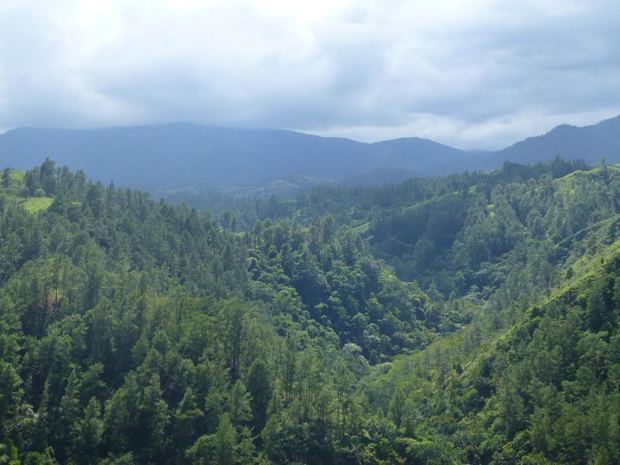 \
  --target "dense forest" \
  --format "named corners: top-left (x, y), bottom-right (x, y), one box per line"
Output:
top-left (0, 158), bottom-right (619, 465)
